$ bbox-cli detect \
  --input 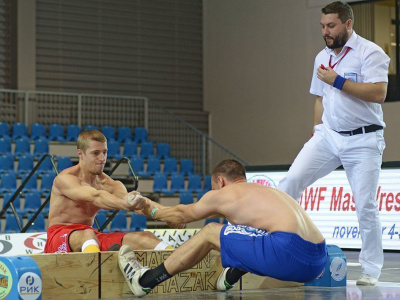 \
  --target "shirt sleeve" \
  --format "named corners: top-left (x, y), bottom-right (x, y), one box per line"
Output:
top-left (309, 56), bottom-right (324, 97)
top-left (361, 46), bottom-right (390, 84)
